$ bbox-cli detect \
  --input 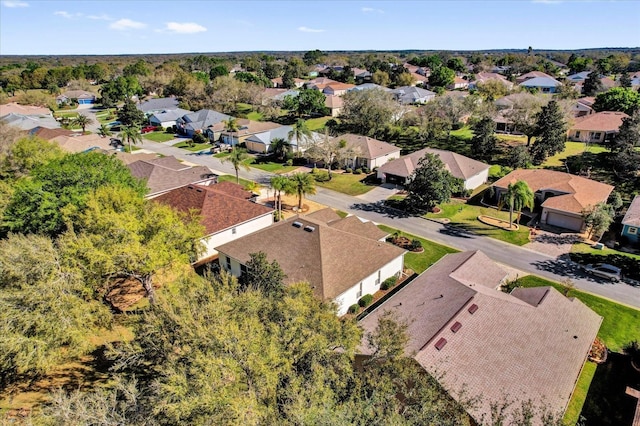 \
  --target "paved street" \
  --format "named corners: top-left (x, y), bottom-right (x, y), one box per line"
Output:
top-left (135, 139), bottom-right (640, 309)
